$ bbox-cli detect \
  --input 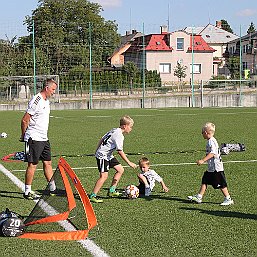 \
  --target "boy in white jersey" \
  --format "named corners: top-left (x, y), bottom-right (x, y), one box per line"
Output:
top-left (20, 79), bottom-right (57, 200)
top-left (188, 122), bottom-right (234, 206)
top-left (138, 157), bottom-right (169, 197)
top-left (90, 116), bottom-right (137, 203)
